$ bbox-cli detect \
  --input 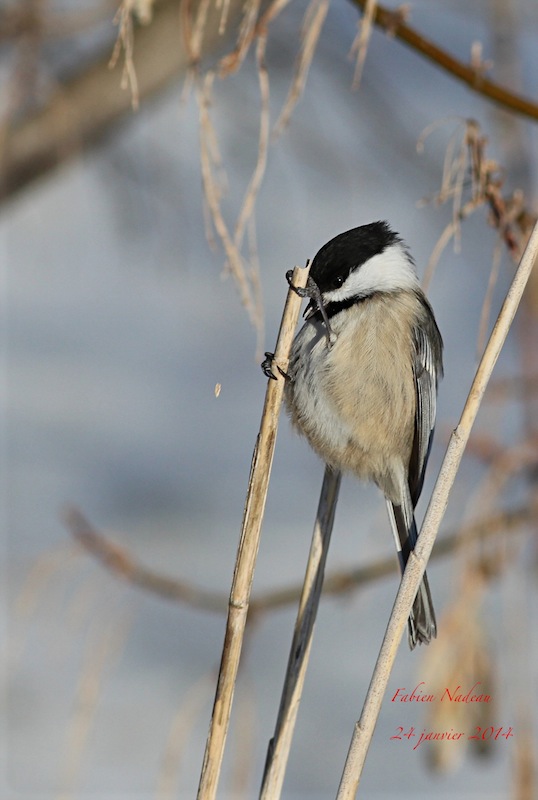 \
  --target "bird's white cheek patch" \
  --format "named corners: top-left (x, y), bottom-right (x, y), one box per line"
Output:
top-left (323, 243), bottom-right (418, 302)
